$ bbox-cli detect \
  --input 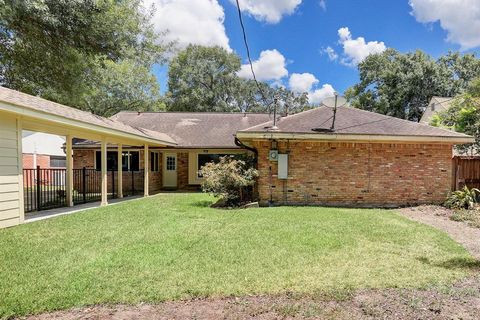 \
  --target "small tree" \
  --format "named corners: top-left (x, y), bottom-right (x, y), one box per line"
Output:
top-left (200, 156), bottom-right (258, 206)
